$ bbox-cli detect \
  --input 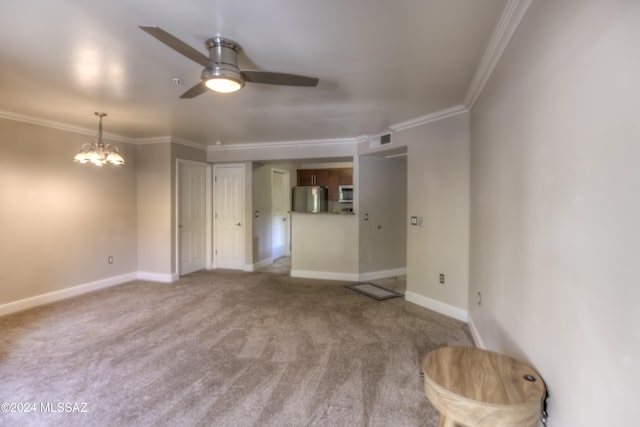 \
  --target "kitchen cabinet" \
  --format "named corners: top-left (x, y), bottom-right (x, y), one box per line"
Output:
top-left (297, 168), bottom-right (353, 201)
top-left (327, 173), bottom-right (340, 200)
top-left (297, 169), bottom-right (329, 186)
top-left (338, 168), bottom-right (353, 185)
top-left (297, 169), bottom-right (312, 185)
